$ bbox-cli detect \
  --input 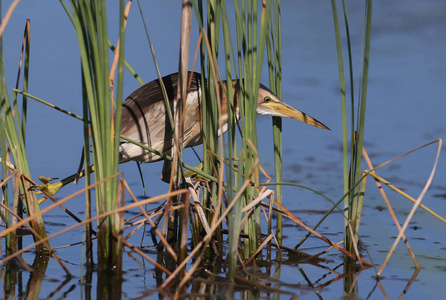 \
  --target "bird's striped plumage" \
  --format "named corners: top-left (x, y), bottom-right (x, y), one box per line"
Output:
top-left (119, 72), bottom-right (328, 164)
